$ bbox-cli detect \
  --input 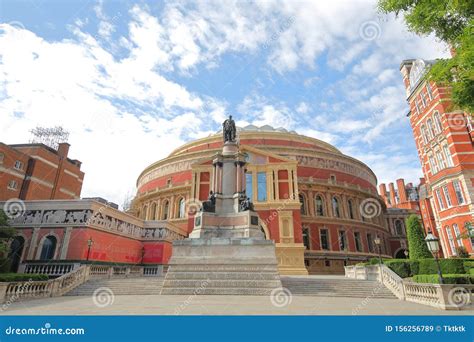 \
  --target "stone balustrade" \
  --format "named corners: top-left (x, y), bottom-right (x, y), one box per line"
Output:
top-left (20, 263), bottom-right (80, 277)
top-left (345, 265), bottom-right (473, 310)
top-left (0, 264), bottom-right (164, 304)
